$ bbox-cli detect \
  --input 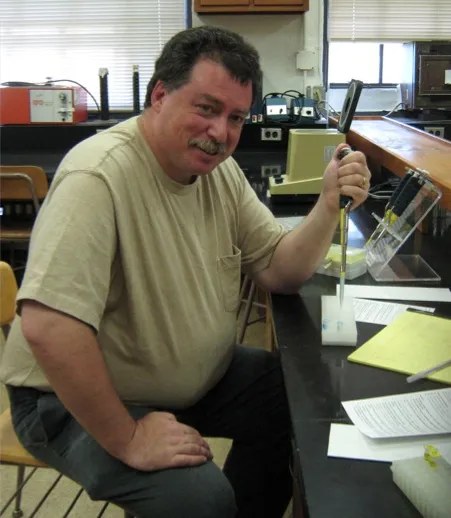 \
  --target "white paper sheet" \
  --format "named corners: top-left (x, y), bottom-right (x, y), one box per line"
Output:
top-left (342, 388), bottom-right (451, 439)
top-left (336, 285), bottom-right (451, 302)
top-left (328, 423), bottom-right (451, 463)
top-left (352, 298), bottom-right (435, 325)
